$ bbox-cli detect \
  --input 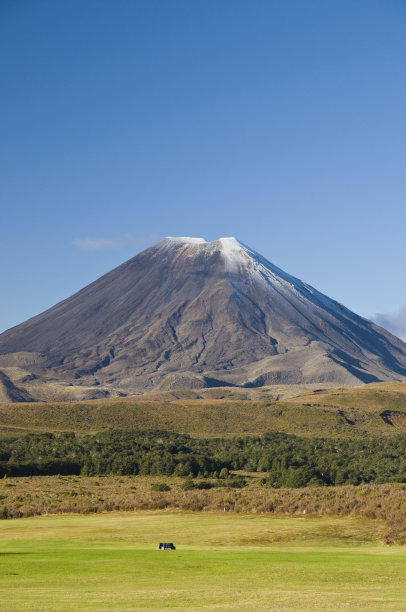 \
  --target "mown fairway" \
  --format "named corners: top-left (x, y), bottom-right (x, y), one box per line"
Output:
top-left (1, 512), bottom-right (405, 611)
